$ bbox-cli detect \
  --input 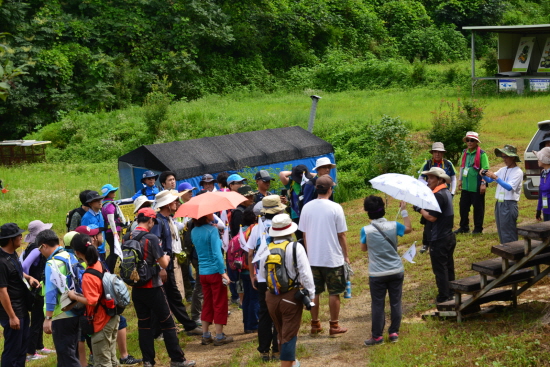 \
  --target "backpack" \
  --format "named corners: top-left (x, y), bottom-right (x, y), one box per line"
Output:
top-left (120, 231), bottom-right (155, 287)
top-left (265, 241), bottom-right (298, 294)
top-left (84, 263), bottom-right (130, 316)
top-left (183, 220), bottom-right (195, 256)
top-left (227, 225), bottom-right (254, 271)
top-left (66, 207), bottom-right (86, 231)
top-left (51, 250), bottom-right (86, 316)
